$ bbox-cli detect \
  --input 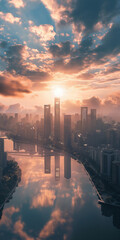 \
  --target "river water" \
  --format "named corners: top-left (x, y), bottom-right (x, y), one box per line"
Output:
top-left (0, 138), bottom-right (120, 240)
